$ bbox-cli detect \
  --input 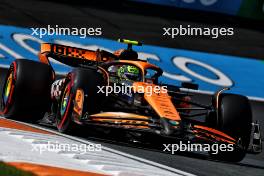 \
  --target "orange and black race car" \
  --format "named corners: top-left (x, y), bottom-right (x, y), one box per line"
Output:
top-left (0, 39), bottom-right (261, 162)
